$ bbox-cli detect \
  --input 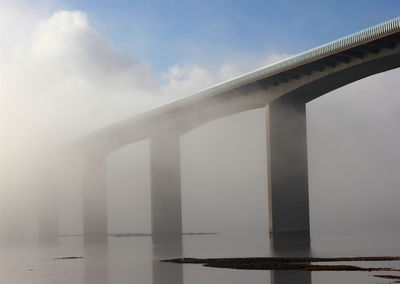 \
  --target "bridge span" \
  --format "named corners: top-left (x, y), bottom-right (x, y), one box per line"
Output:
top-left (76, 18), bottom-right (400, 240)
